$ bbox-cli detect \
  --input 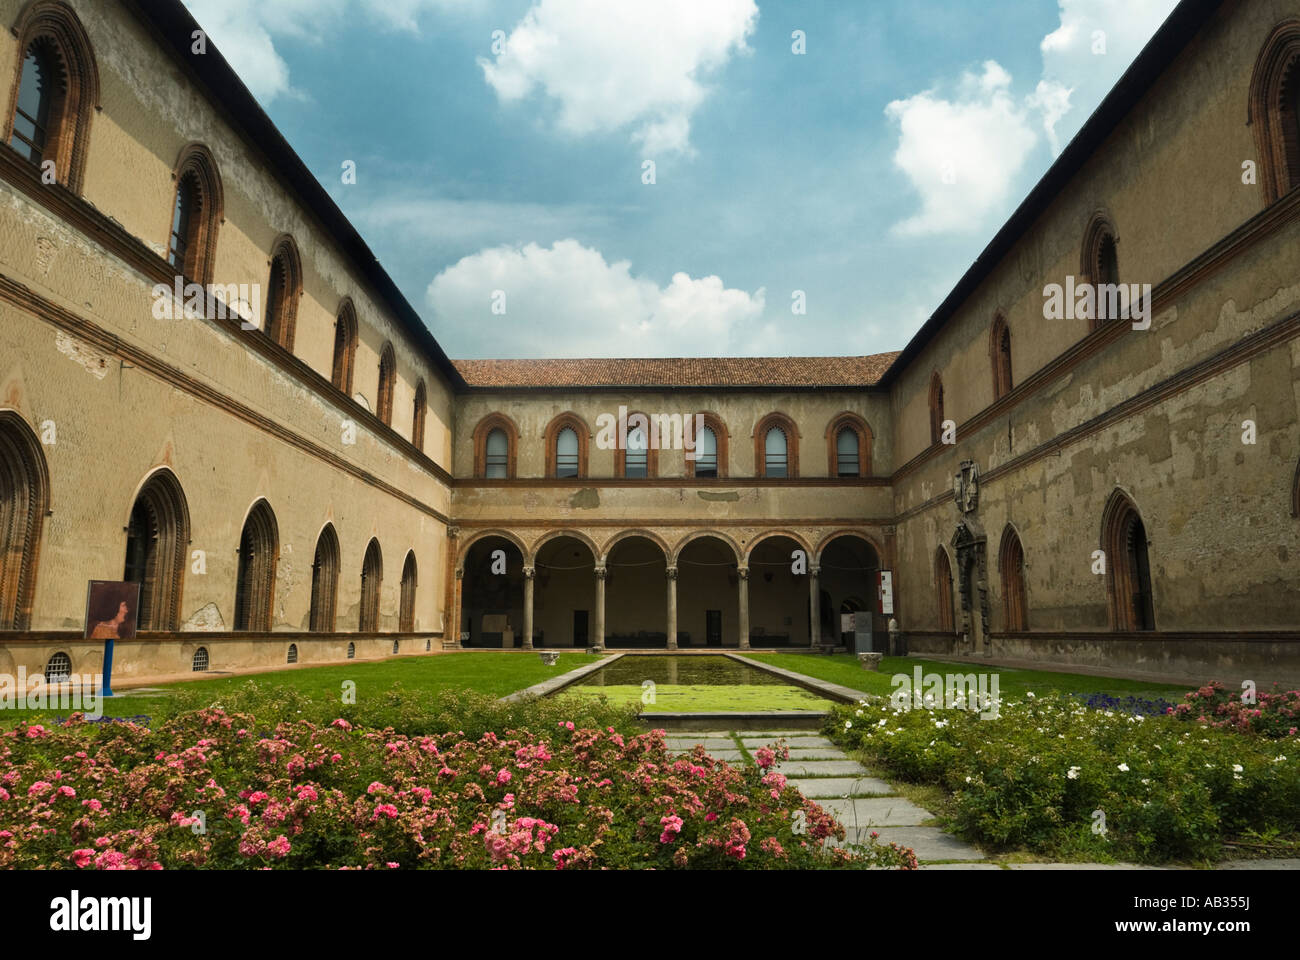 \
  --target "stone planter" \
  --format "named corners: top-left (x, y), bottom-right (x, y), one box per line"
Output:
top-left (539, 651), bottom-right (560, 666)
